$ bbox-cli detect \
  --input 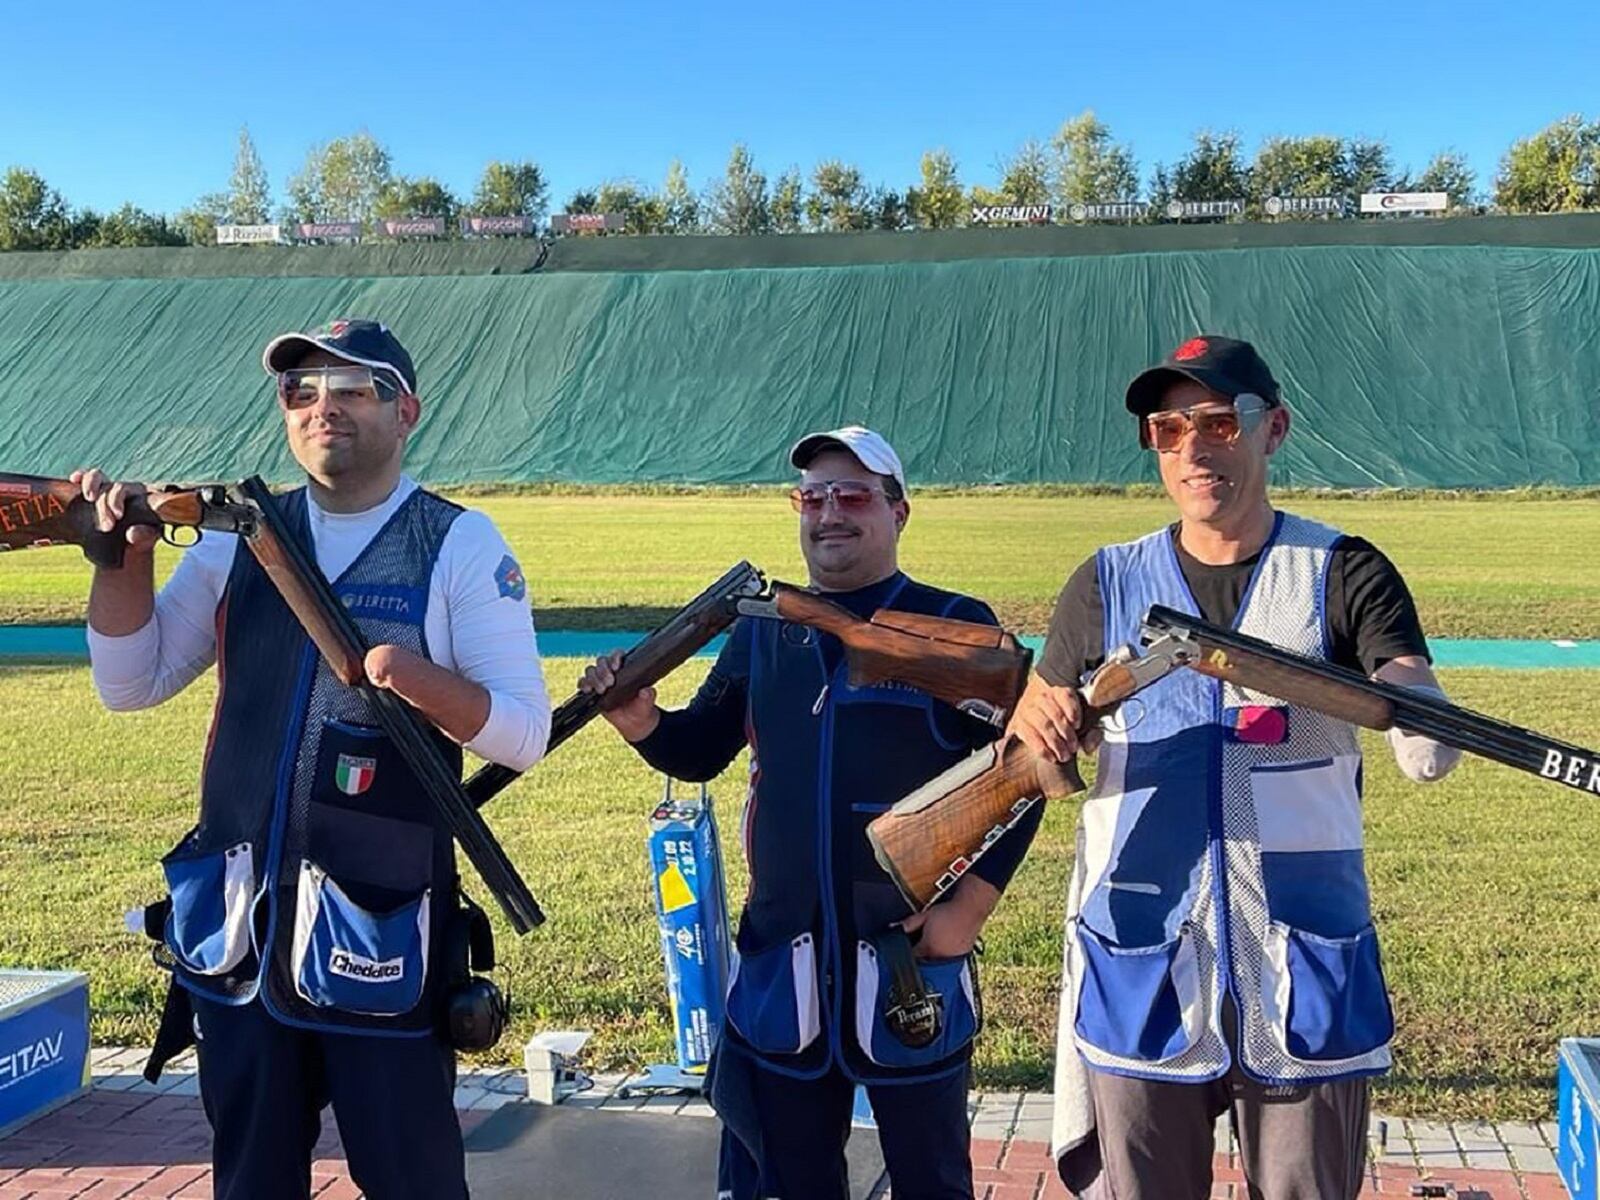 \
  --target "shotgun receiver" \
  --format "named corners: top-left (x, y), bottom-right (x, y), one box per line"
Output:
top-left (1139, 603), bottom-right (1600, 798)
top-left (736, 582), bottom-right (1032, 723)
top-left (463, 561), bottom-right (767, 808)
top-left (234, 476), bottom-right (545, 934)
top-left (867, 634), bottom-right (1194, 910)
top-left (0, 472), bottom-right (255, 566)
